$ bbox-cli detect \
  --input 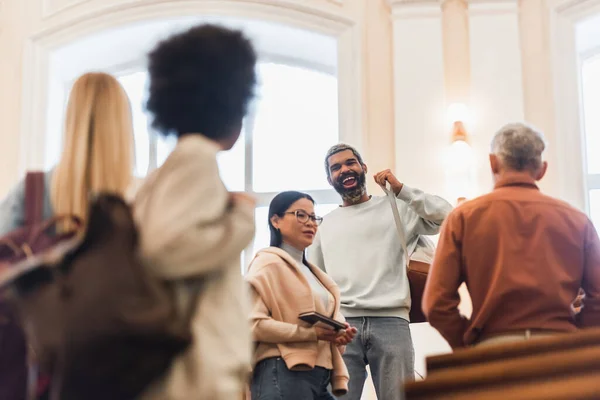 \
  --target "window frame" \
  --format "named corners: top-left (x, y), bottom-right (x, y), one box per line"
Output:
top-left (580, 48), bottom-right (600, 222)
top-left (116, 55), bottom-right (342, 269)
